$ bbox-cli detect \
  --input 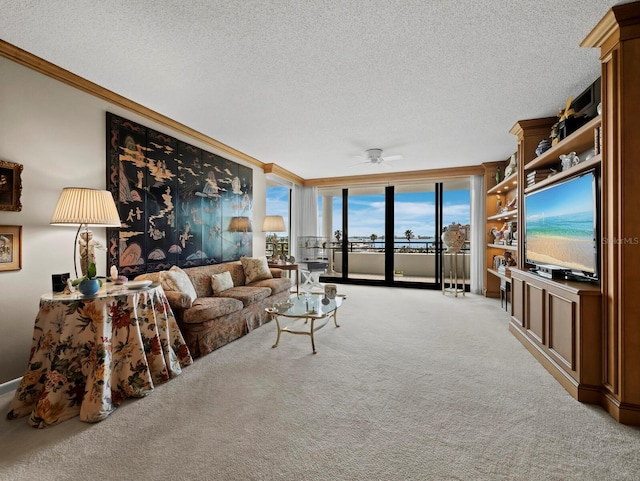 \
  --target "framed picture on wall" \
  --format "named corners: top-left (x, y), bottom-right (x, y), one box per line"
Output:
top-left (0, 225), bottom-right (22, 271)
top-left (0, 160), bottom-right (23, 212)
